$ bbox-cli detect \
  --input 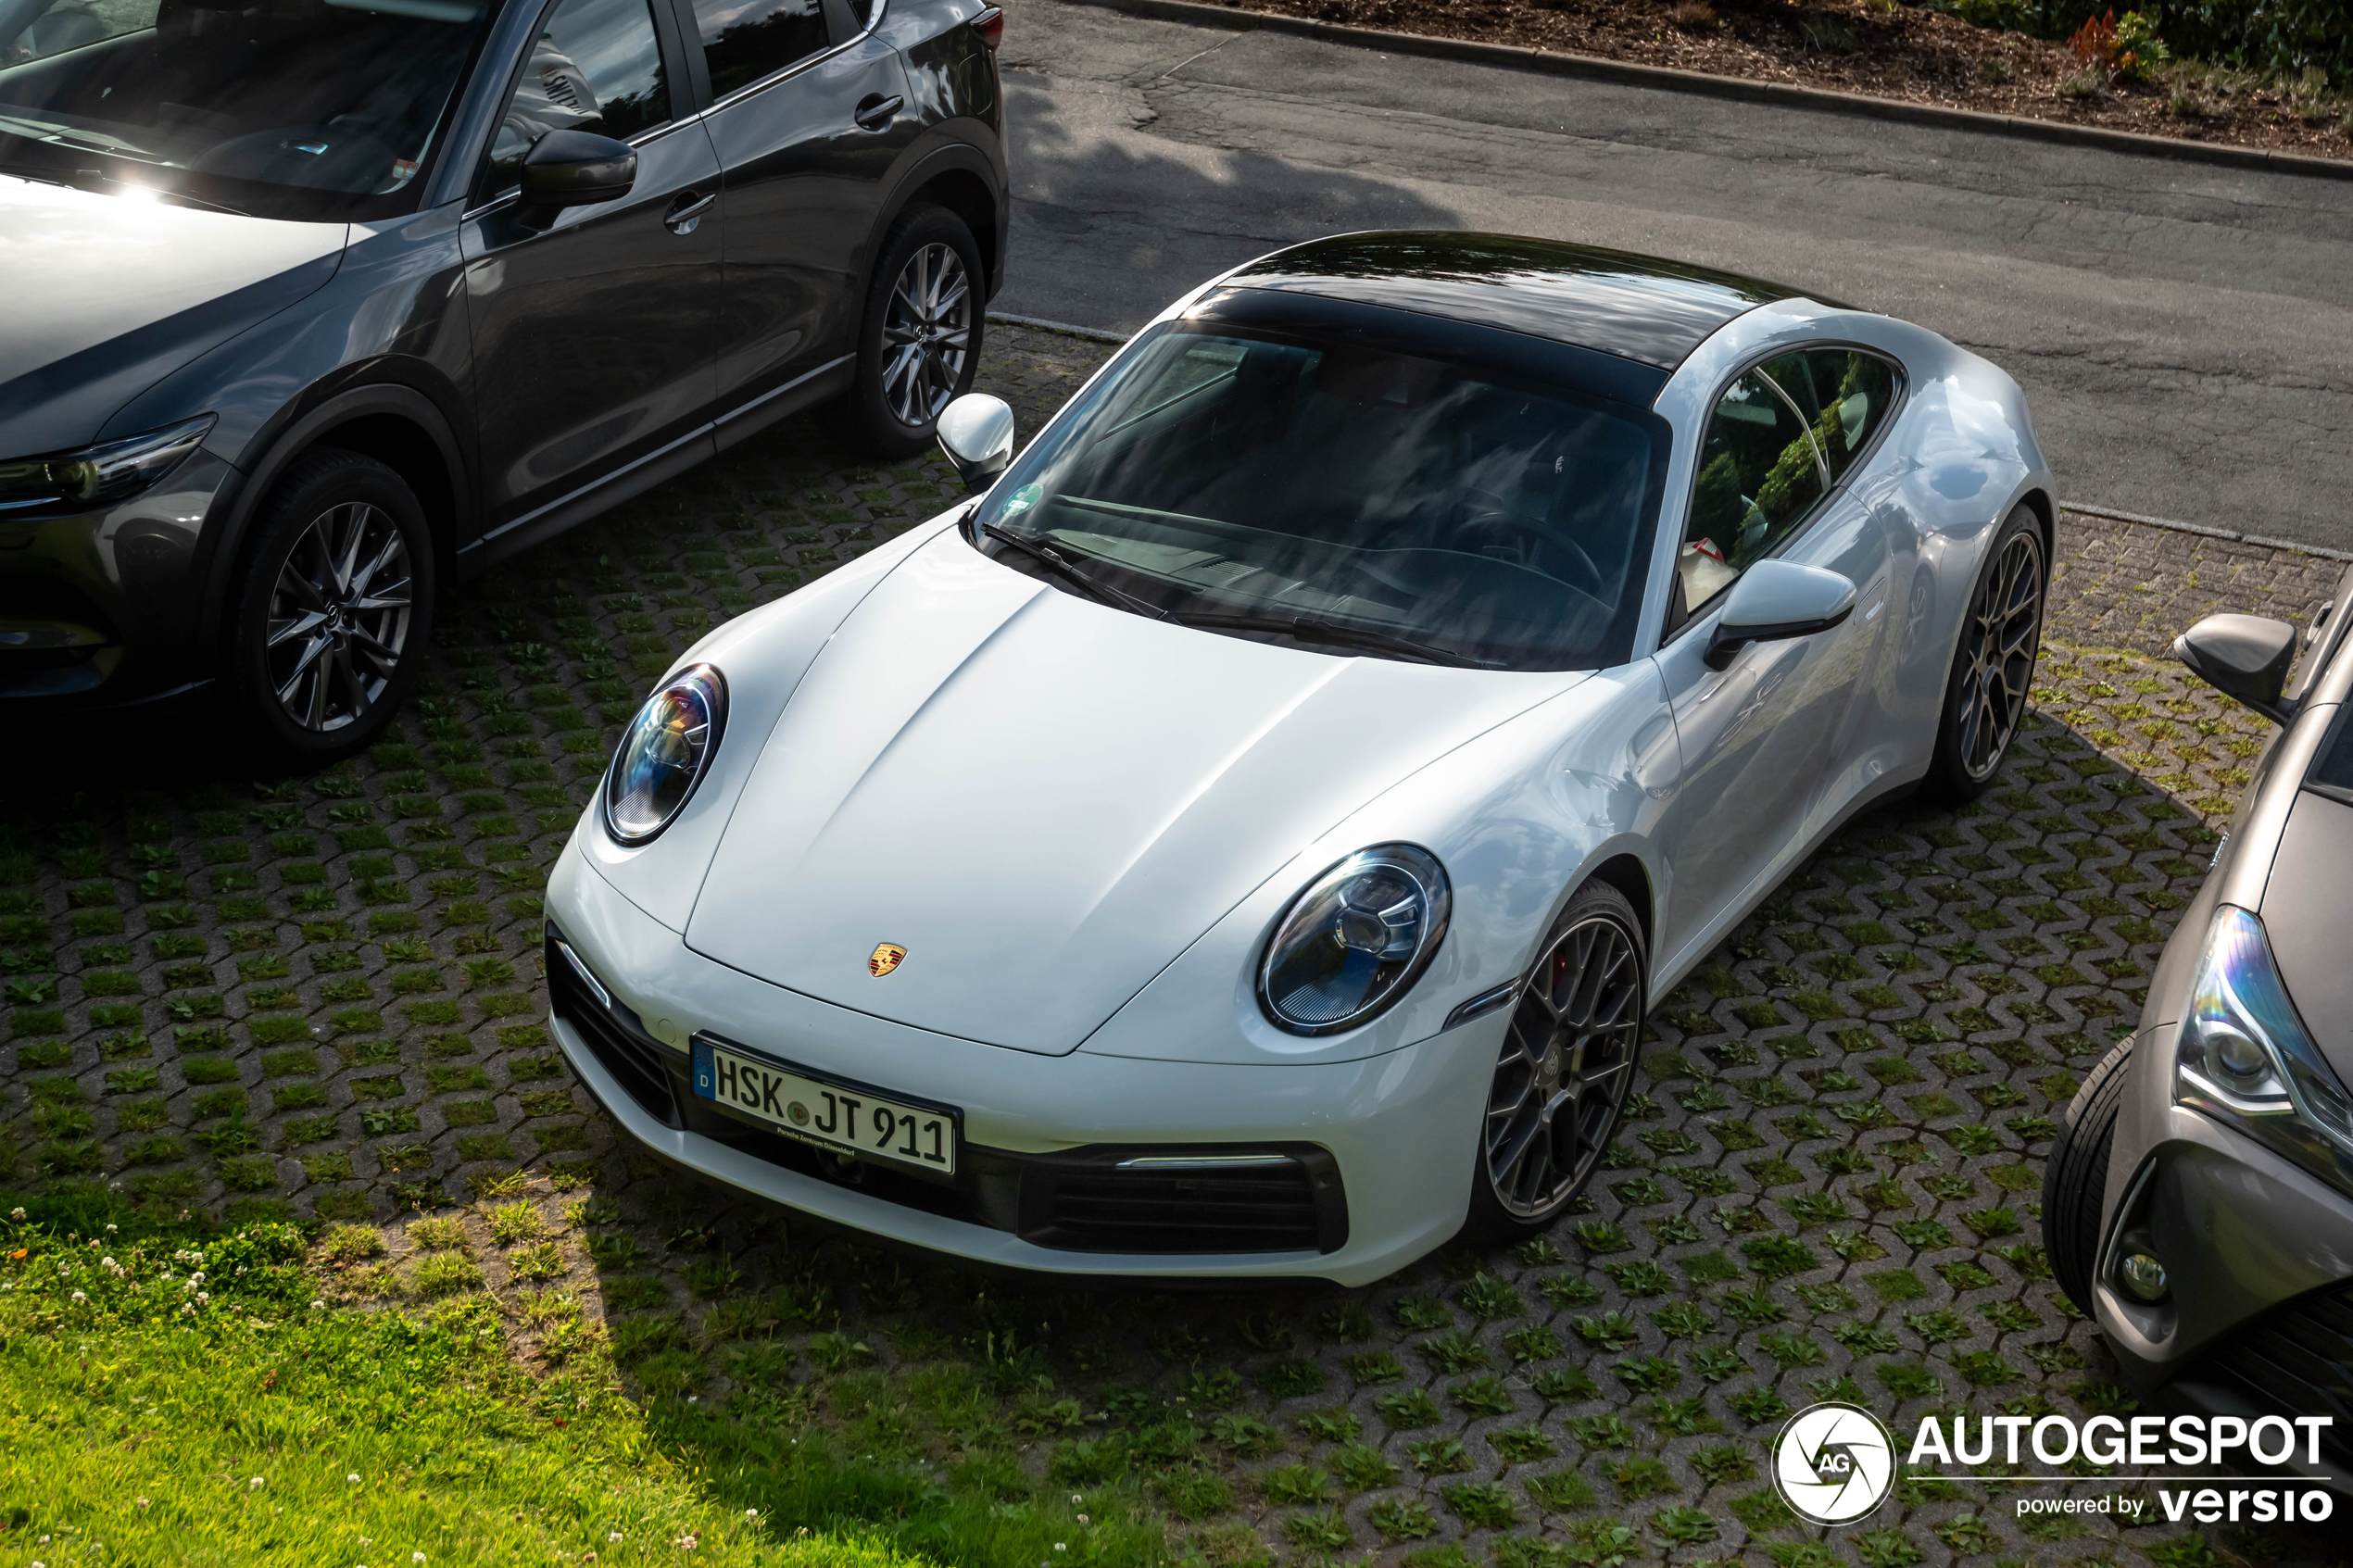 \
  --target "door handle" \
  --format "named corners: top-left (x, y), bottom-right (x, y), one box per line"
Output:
top-left (853, 94), bottom-right (903, 131)
top-left (663, 191), bottom-right (716, 235)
